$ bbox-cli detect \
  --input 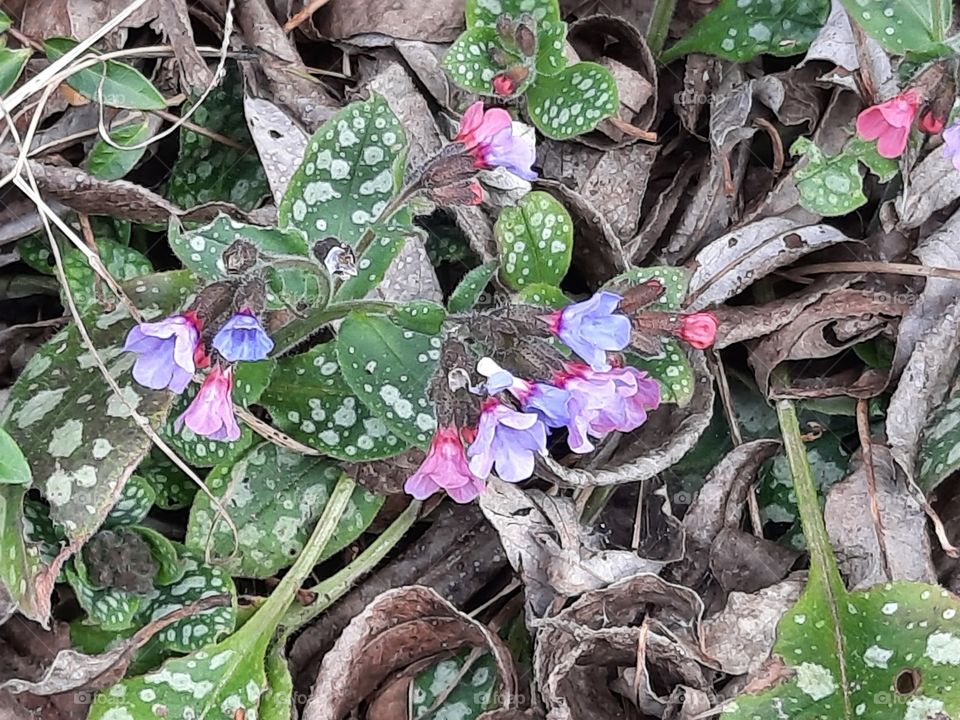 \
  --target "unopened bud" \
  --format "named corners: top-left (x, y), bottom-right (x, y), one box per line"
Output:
top-left (493, 66), bottom-right (529, 96)
top-left (489, 46), bottom-right (514, 68)
top-left (515, 15), bottom-right (537, 57)
top-left (222, 239), bottom-right (259, 274)
top-left (426, 180), bottom-right (484, 207)
top-left (496, 15), bottom-right (517, 44)
top-left (235, 275), bottom-right (267, 314)
top-left (419, 143), bottom-right (478, 188)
